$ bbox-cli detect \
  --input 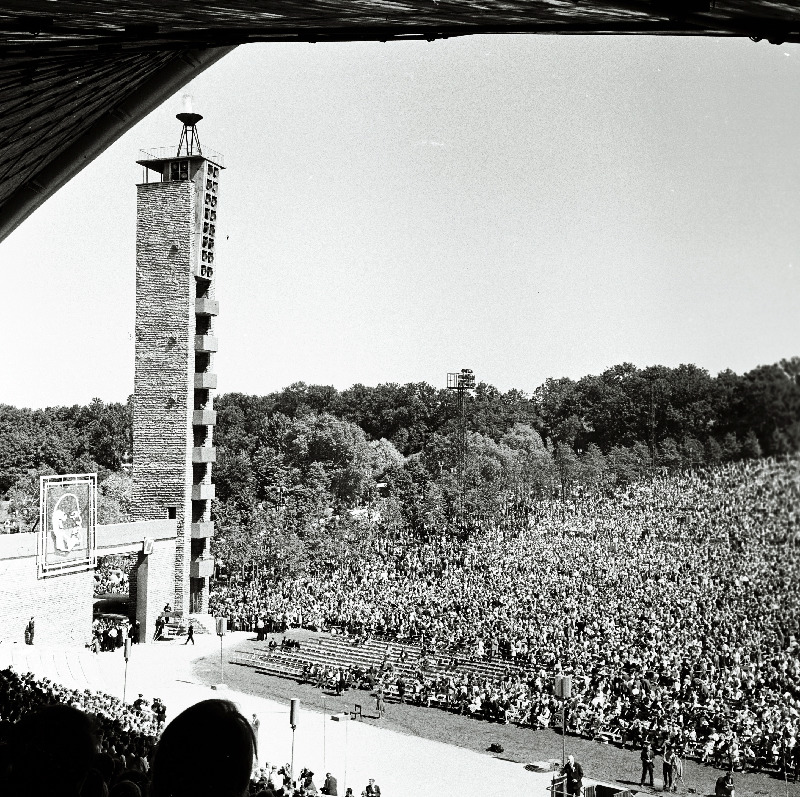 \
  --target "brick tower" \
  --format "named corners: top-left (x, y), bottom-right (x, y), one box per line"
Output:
top-left (132, 104), bottom-right (221, 618)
